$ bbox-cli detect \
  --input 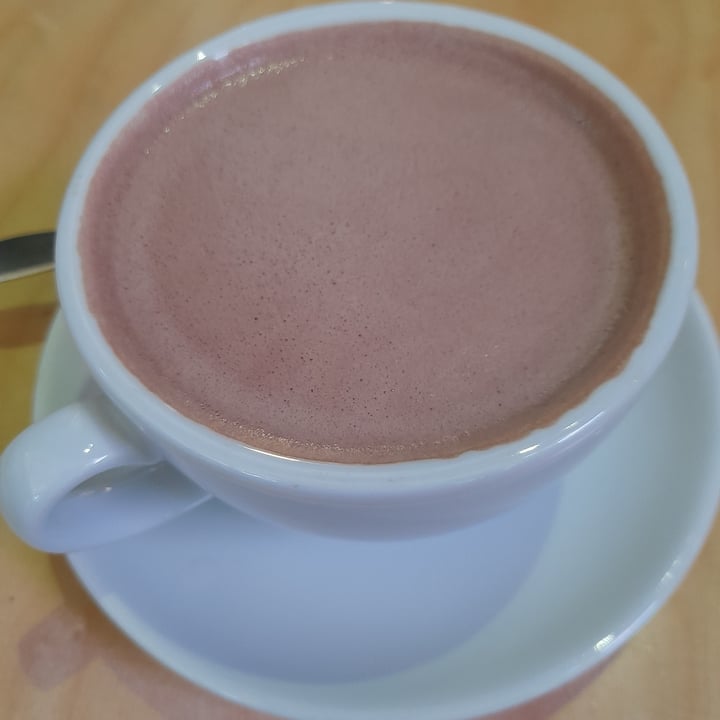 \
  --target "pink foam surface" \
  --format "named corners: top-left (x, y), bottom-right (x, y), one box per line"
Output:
top-left (81, 23), bottom-right (668, 462)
